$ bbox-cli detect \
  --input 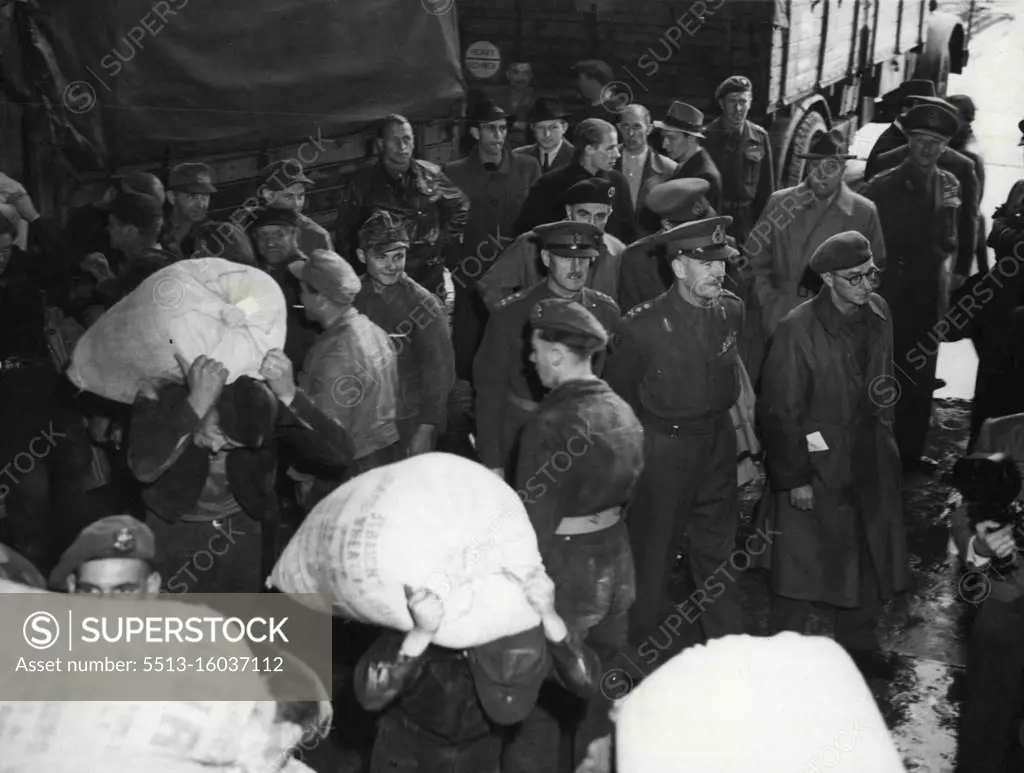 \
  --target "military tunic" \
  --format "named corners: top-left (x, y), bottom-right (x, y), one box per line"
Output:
top-left (473, 281), bottom-right (620, 474)
top-left (862, 161), bottom-right (960, 464)
top-left (603, 288), bottom-right (745, 642)
top-left (702, 117), bottom-right (775, 243)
